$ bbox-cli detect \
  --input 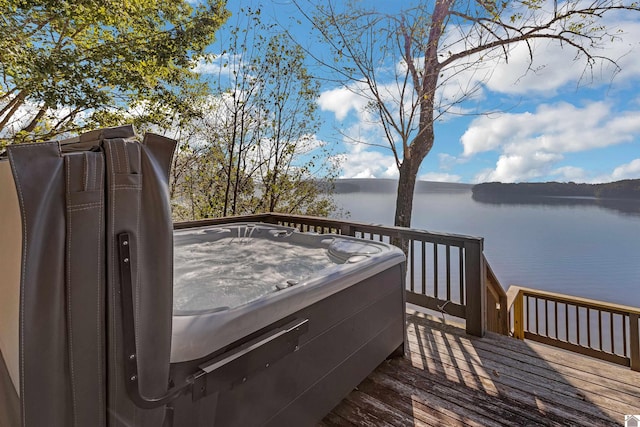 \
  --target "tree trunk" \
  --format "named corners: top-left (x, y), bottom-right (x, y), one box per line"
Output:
top-left (394, 161), bottom-right (417, 229)
top-left (392, 158), bottom-right (420, 254)
top-left (389, 0), bottom-right (446, 252)
top-left (0, 91), bottom-right (27, 132)
top-left (22, 107), bottom-right (47, 133)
